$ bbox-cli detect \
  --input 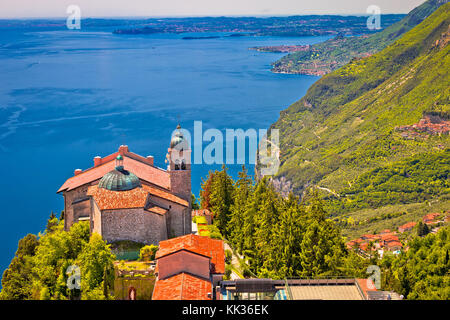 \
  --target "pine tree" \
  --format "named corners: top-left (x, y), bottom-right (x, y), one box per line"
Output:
top-left (46, 211), bottom-right (58, 233)
top-left (268, 193), bottom-right (305, 278)
top-left (191, 193), bottom-right (200, 210)
top-left (253, 179), bottom-right (279, 274)
top-left (228, 166), bottom-right (253, 253)
top-left (209, 166), bottom-right (235, 238)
